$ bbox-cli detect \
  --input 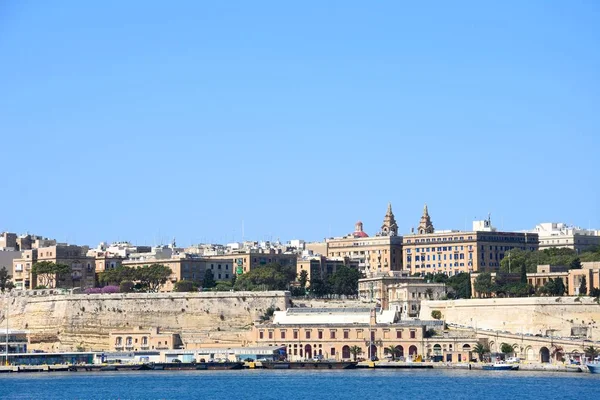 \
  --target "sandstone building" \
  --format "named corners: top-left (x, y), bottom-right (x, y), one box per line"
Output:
top-left (403, 207), bottom-right (539, 276)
